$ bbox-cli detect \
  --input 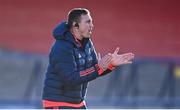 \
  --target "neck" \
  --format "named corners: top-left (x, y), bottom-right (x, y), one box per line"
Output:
top-left (70, 28), bottom-right (83, 41)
